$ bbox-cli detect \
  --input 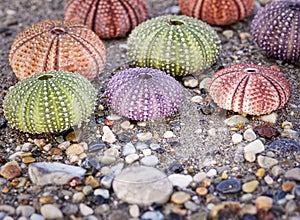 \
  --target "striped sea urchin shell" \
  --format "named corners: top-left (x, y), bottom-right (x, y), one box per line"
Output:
top-left (128, 15), bottom-right (220, 76)
top-left (251, 0), bottom-right (300, 62)
top-left (179, 0), bottom-right (255, 25)
top-left (9, 20), bottom-right (106, 80)
top-left (208, 64), bottom-right (290, 115)
top-left (3, 71), bottom-right (97, 134)
top-left (106, 68), bottom-right (183, 121)
top-left (64, 0), bottom-right (148, 39)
